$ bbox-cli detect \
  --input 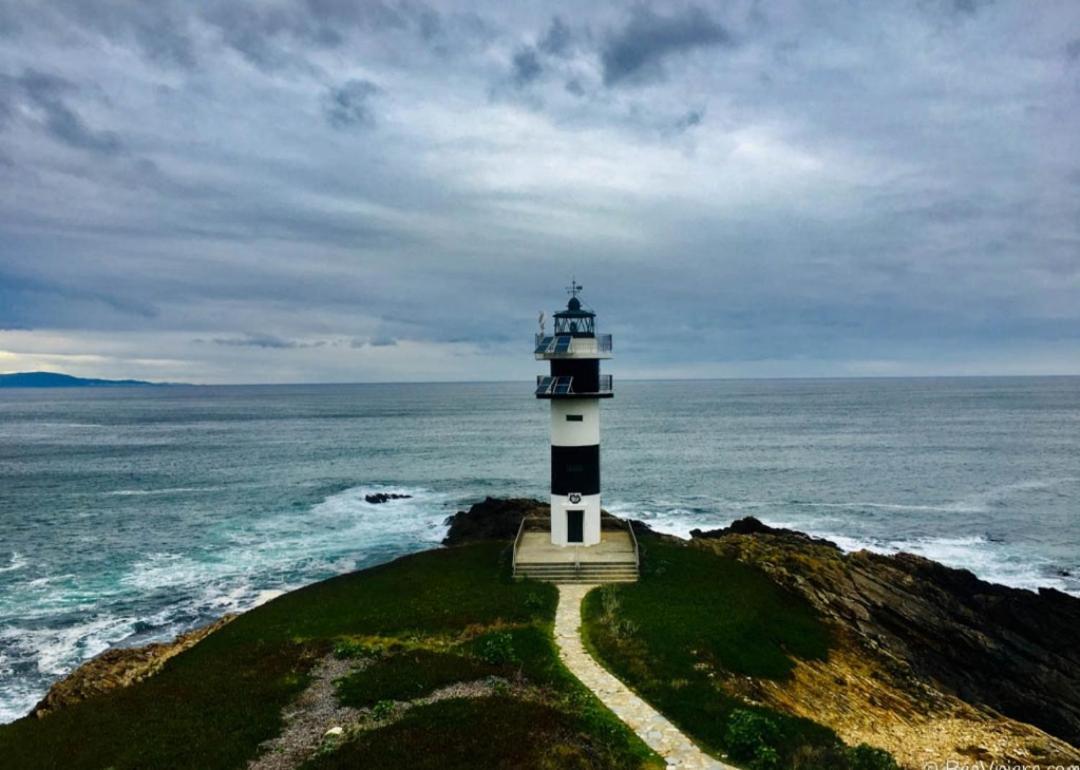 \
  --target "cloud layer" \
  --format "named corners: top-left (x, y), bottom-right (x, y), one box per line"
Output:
top-left (0, 0), bottom-right (1078, 382)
